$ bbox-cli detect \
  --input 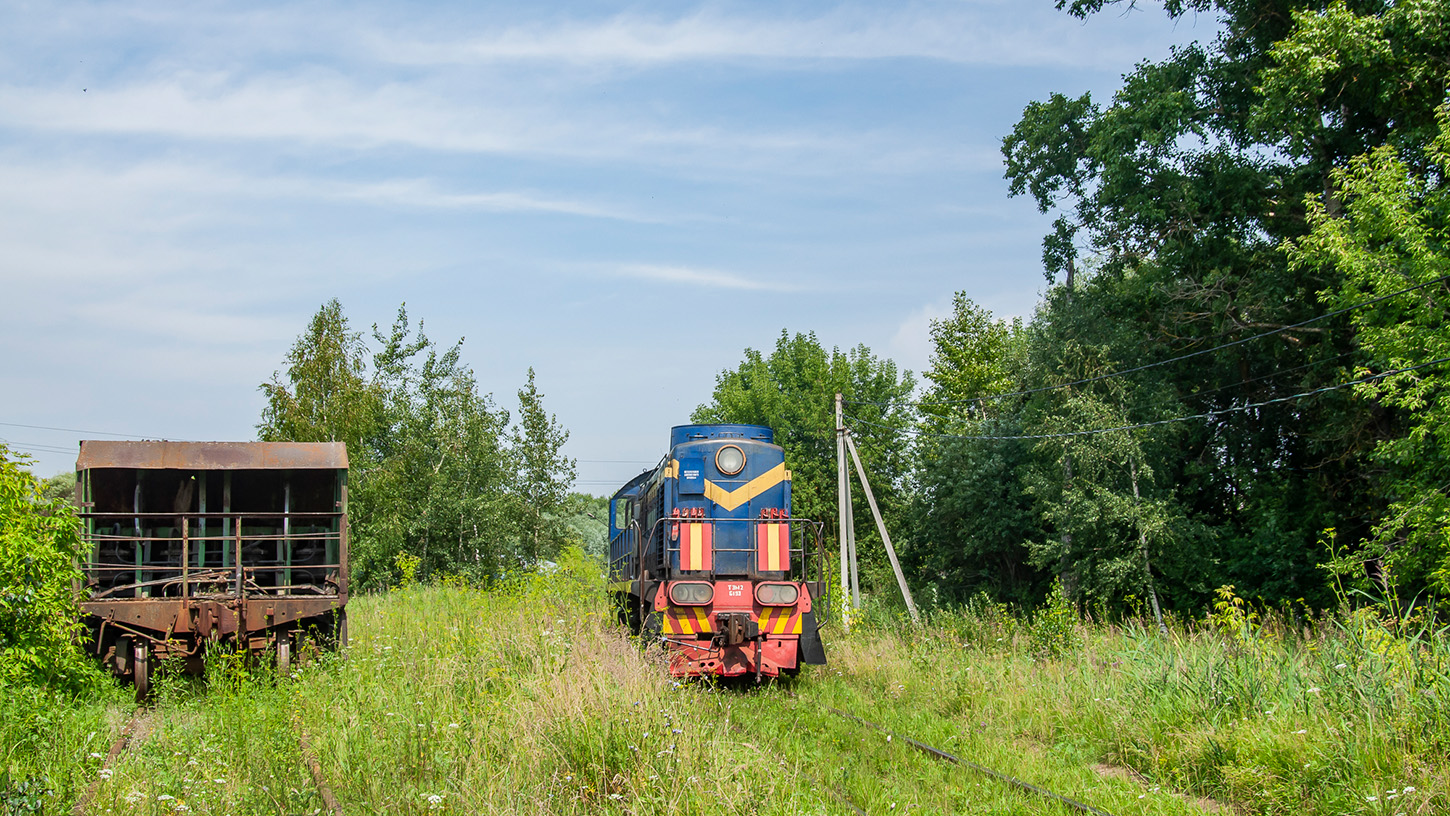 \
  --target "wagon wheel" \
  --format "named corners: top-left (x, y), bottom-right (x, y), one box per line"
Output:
top-left (133, 640), bottom-right (150, 702)
top-left (277, 634), bottom-right (291, 676)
